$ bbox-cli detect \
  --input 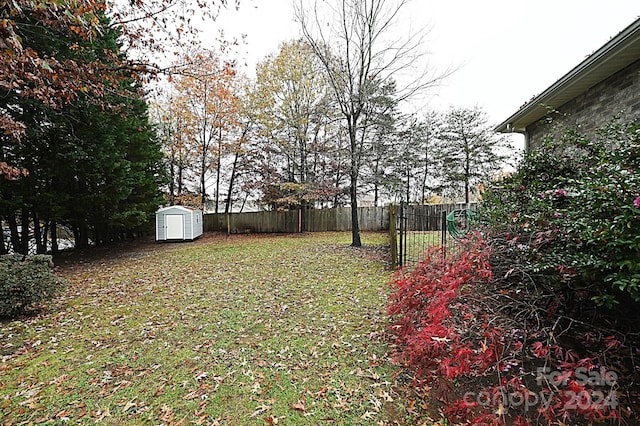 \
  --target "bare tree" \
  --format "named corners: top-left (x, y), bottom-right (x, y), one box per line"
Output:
top-left (295, 0), bottom-right (449, 246)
